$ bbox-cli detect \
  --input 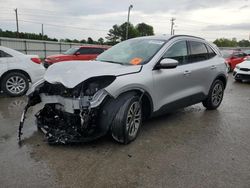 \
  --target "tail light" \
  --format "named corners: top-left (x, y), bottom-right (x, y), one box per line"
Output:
top-left (31, 57), bottom-right (42, 64)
